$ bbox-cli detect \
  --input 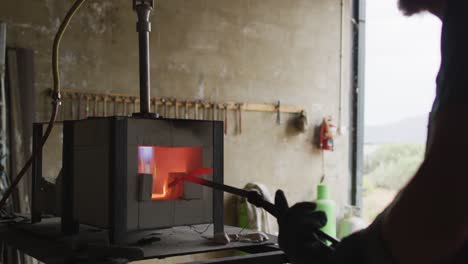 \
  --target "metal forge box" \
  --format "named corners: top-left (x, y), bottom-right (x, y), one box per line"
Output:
top-left (60, 117), bottom-right (224, 244)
